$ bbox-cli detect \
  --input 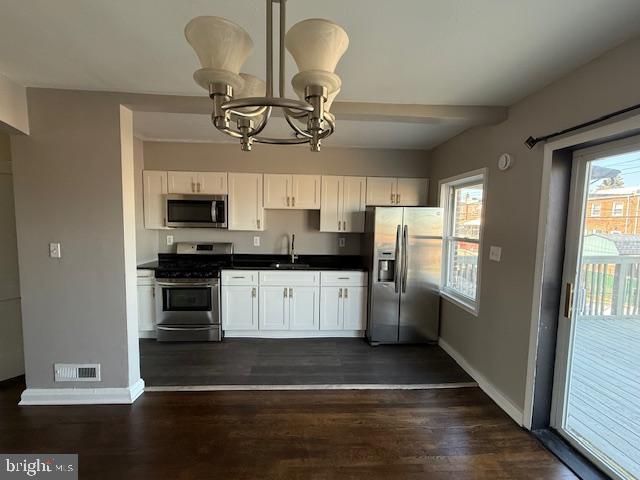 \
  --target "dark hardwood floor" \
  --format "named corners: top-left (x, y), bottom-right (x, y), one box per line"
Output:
top-left (0, 377), bottom-right (576, 479)
top-left (140, 338), bottom-right (474, 387)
